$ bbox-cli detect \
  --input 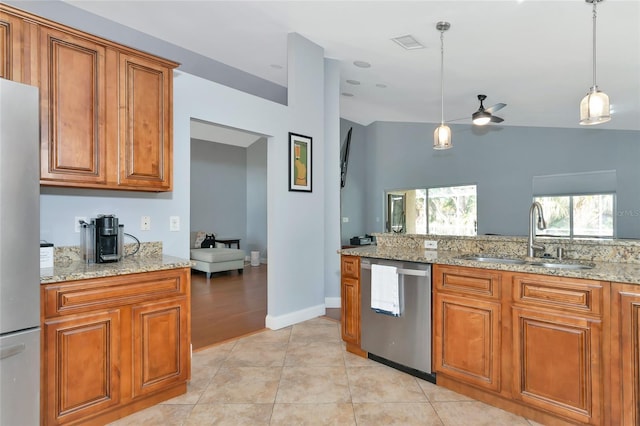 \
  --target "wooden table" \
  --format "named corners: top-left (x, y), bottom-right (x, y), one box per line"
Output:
top-left (216, 238), bottom-right (241, 249)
